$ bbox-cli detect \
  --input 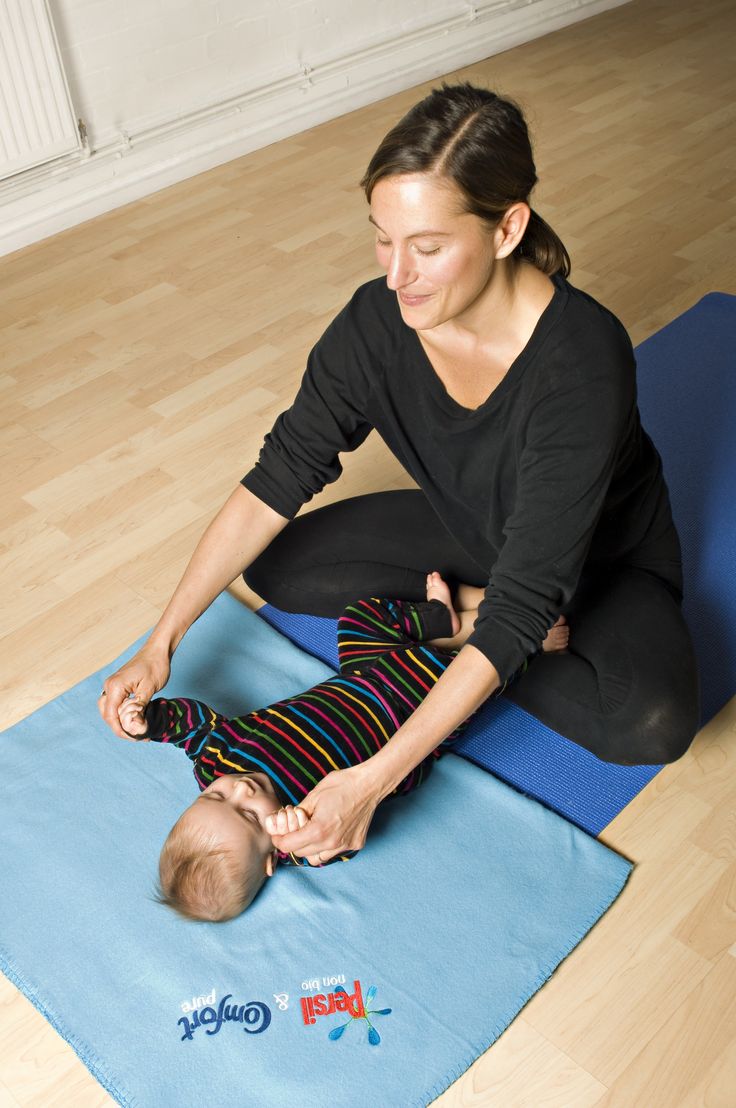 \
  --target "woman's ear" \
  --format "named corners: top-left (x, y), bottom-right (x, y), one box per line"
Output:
top-left (494, 202), bottom-right (531, 259)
